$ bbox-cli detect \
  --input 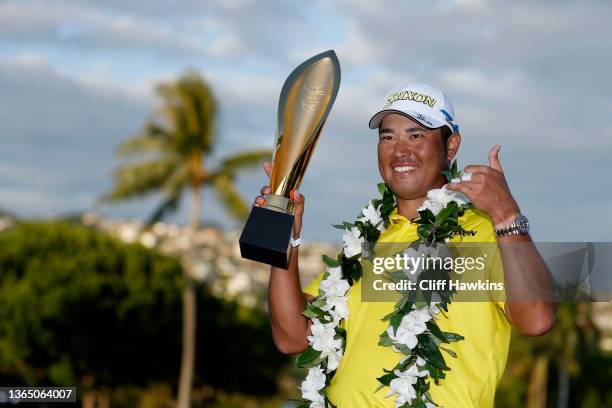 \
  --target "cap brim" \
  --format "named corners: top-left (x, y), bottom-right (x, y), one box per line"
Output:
top-left (368, 109), bottom-right (446, 130)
